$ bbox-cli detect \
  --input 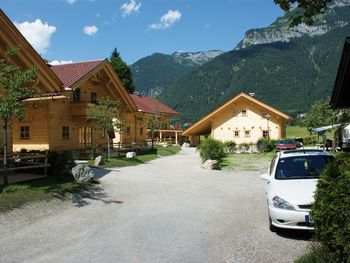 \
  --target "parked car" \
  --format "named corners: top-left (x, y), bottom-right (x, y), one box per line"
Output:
top-left (275, 139), bottom-right (298, 151)
top-left (261, 149), bottom-right (334, 232)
